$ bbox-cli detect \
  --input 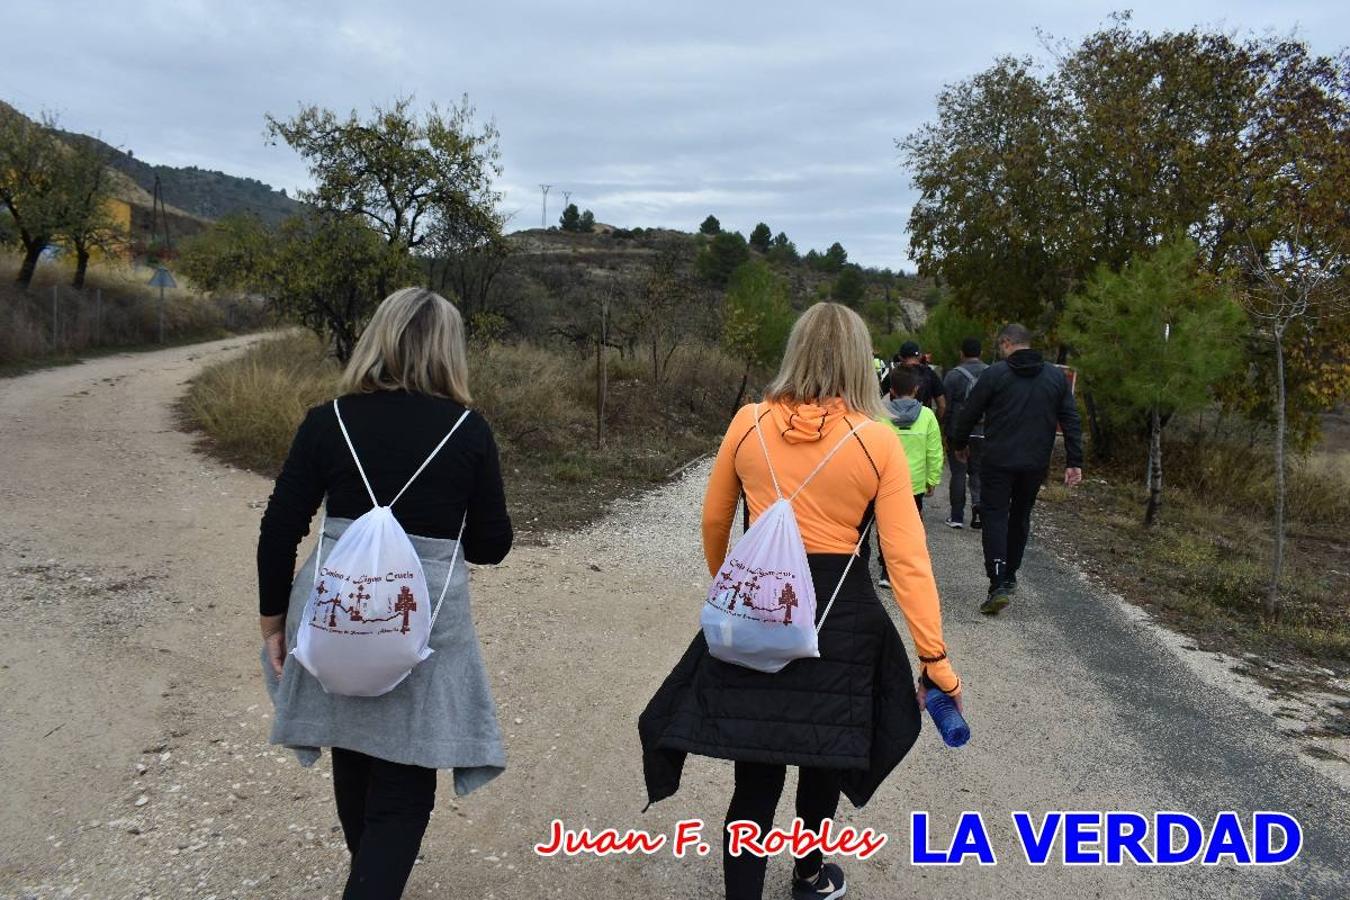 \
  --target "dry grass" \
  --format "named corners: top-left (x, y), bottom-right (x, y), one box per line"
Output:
top-left (1162, 436), bottom-right (1350, 530)
top-left (180, 331), bottom-right (744, 536)
top-left (0, 251), bottom-right (270, 369)
top-left (180, 332), bottom-right (340, 471)
top-left (1290, 450), bottom-right (1350, 527)
top-left (469, 343), bottom-right (595, 452)
top-left (1039, 434), bottom-right (1350, 668)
